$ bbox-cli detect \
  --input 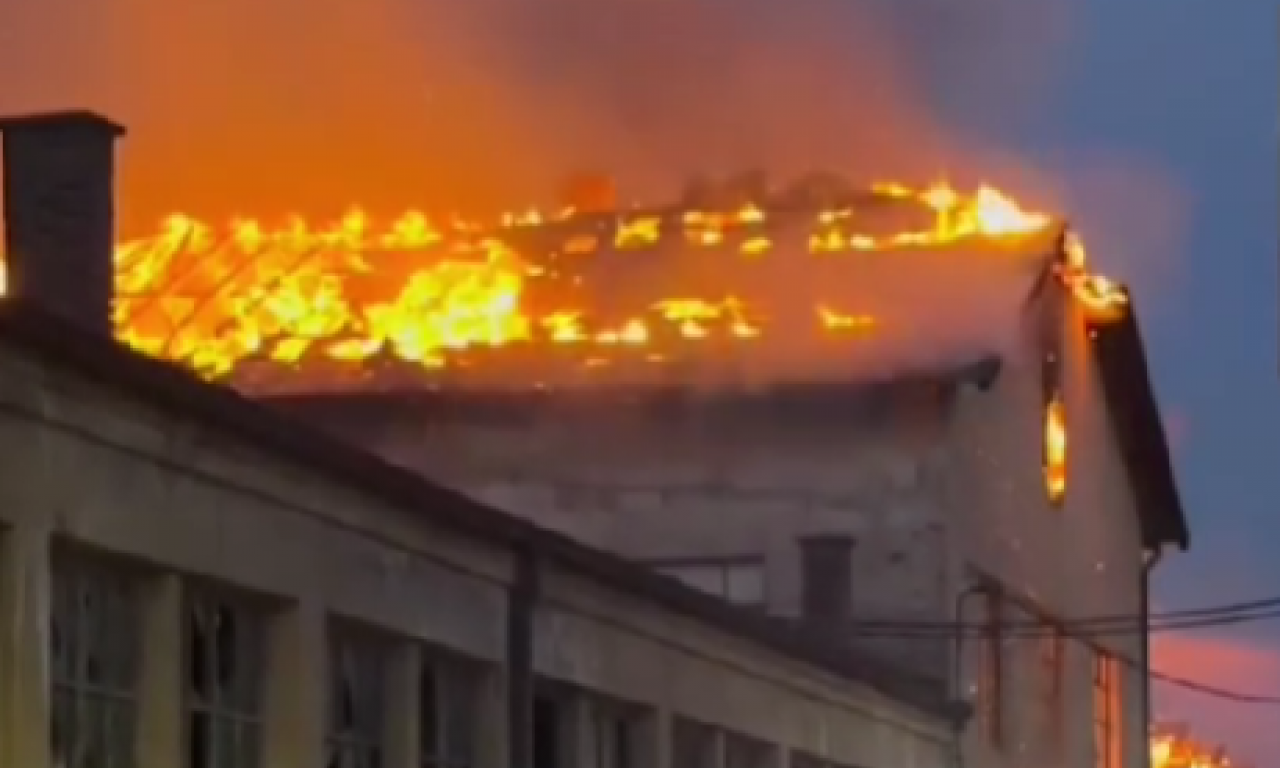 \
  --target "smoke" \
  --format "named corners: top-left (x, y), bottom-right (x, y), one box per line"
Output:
top-left (0, 0), bottom-right (1004, 232)
top-left (0, 0), bottom-right (1148, 386)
